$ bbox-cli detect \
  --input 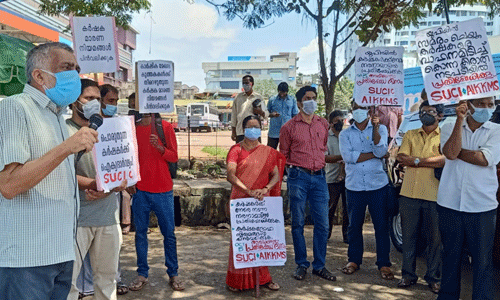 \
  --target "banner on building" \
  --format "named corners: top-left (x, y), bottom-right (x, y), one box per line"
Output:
top-left (354, 47), bottom-right (405, 107)
top-left (71, 16), bottom-right (119, 74)
top-left (135, 60), bottom-right (175, 113)
top-left (92, 116), bottom-right (141, 192)
top-left (416, 18), bottom-right (500, 105)
top-left (230, 197), bottom-right (287, 269)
